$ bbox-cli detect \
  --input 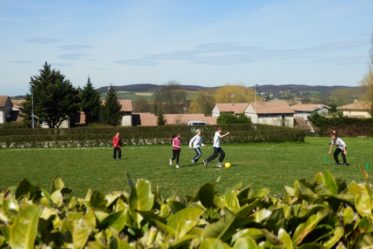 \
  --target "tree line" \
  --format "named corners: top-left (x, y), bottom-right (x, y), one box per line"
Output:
top-left (20, 63), bottom-right (259, 128)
